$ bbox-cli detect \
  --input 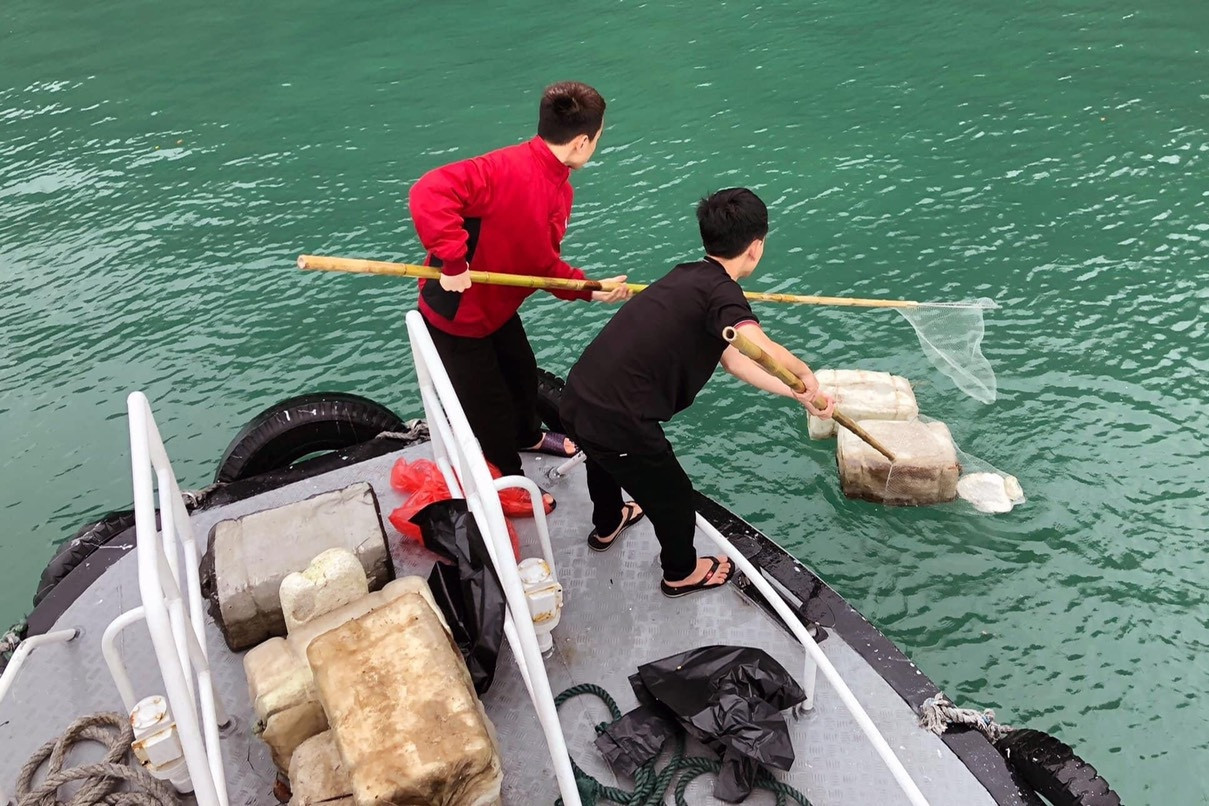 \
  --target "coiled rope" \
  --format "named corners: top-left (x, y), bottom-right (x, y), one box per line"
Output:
top-left (553, 683), bottom-right (811, 806)
top-left (918, 692), bottom-right (1013, 743)
top-left (15, 713), bottom-right (178, 806)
